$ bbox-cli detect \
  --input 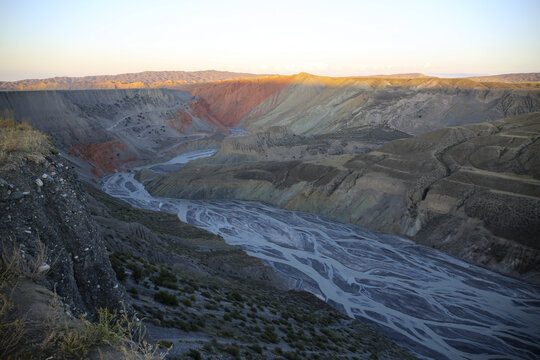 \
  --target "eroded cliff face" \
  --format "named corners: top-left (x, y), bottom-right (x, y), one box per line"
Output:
top-left (179, 75), bottom-right (293, 127)
top-left (178, 73), bottom-right (540, 136)
top-left (0, 89), bottom-right (224, 180)
top-left (242, 74), bottom-right (540, 135)
top-left (142, 113), bottom-right (540, 283)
